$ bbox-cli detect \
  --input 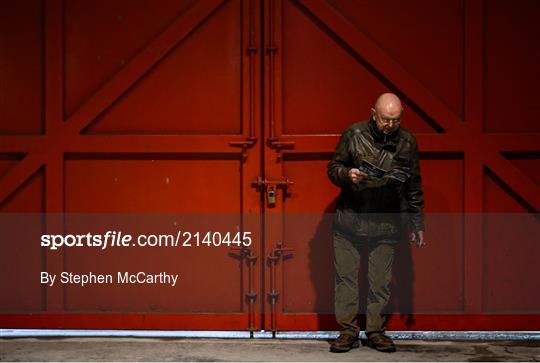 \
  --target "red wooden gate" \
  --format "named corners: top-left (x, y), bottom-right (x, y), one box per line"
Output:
top-left (1, 0), bottom-right (539, 331)
top-left (261, 0), bottom-right (539, 331)
top-left (0, 0), bottom-right (263, 330)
